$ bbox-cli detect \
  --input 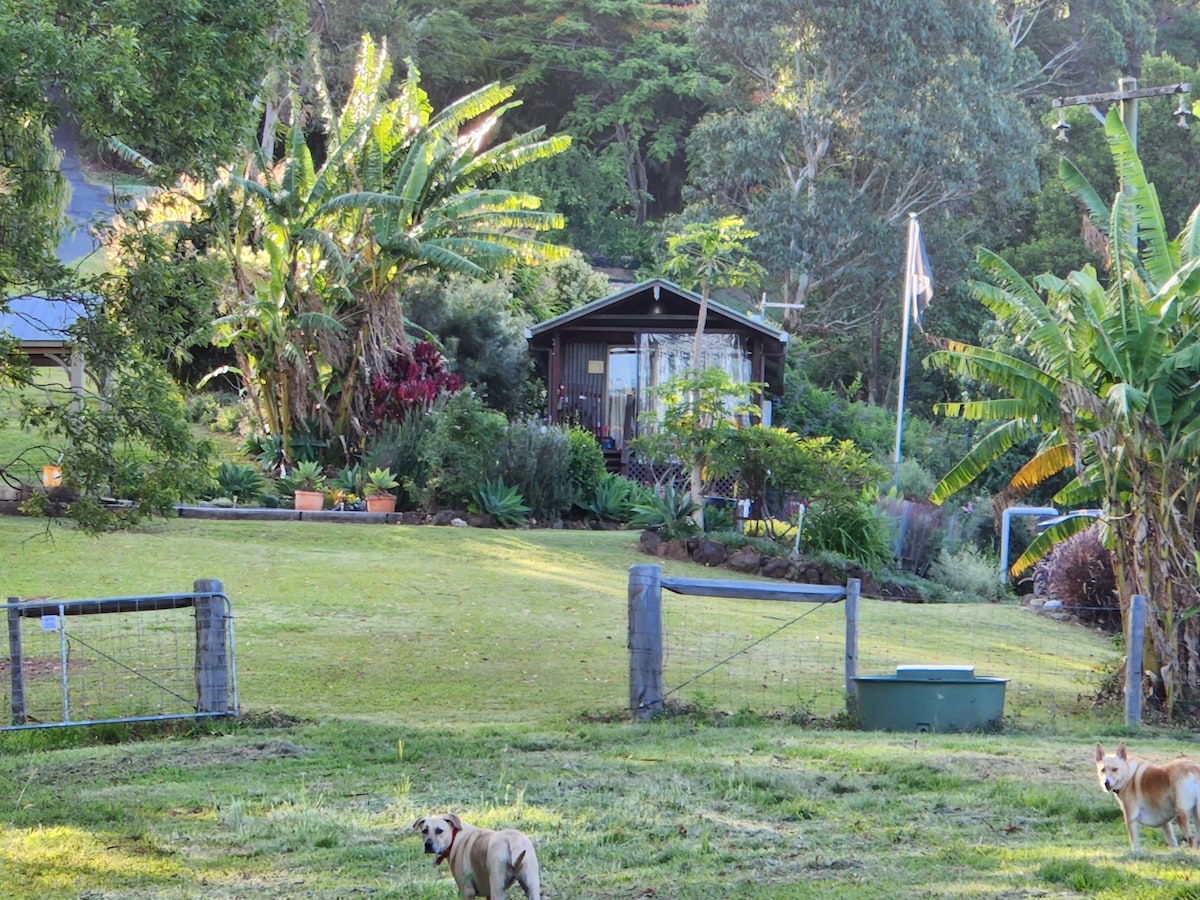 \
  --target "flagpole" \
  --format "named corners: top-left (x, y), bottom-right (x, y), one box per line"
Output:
top-left (892, 214), bottom-right (918, 493)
